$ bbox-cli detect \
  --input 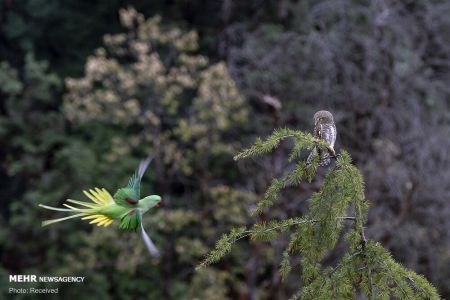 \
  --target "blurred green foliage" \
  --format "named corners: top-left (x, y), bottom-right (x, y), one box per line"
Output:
top-left (0, 7), bottom-right (256, 300)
